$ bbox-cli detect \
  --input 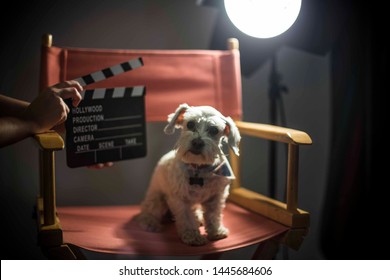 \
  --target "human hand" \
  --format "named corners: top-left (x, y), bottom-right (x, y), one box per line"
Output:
top-left (25, 81), bottom-right (114, 169)
top-left (23, 80), bottom-right (83, 134)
